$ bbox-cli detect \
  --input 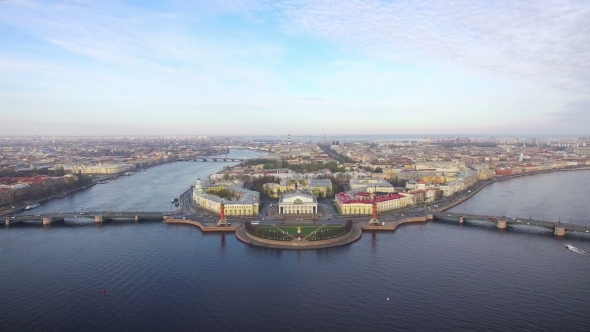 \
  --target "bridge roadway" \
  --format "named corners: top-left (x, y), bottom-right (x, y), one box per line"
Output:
top-left (436, 212), bottom-right (590, 235)
top-left (178, 158), bottom-right (245, 162)
top-left (6, 211), bottom-right (169, 225)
